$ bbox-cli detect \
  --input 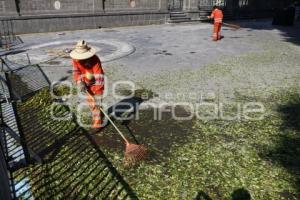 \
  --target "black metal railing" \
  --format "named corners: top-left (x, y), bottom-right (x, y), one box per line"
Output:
top-left (0, 63), bottom-right (139, 199)
top-left (0, 20), bottom-right (22, 50)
